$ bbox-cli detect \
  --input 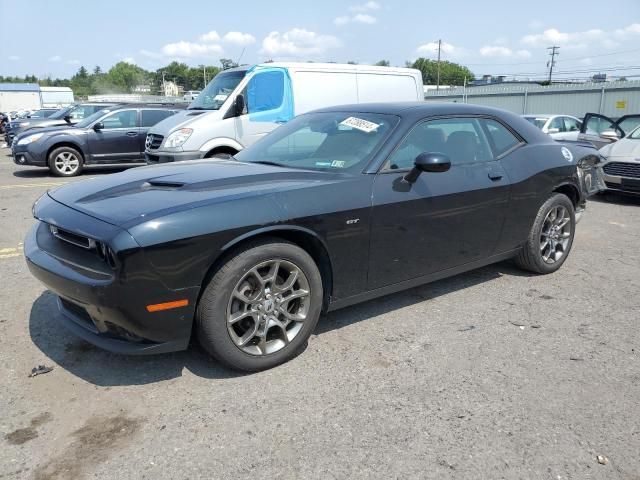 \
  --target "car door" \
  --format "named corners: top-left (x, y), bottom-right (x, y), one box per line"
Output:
top-left (367, 116), bottom-right (511, 290)
top-left (86, 109), bottom-right (140, 163)
top-left (577, 114), bottom-right (640, 149)
top-left (140, 109), bottom-right (176, 159)
top-left (234, 69), bottom-right (292, 148)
